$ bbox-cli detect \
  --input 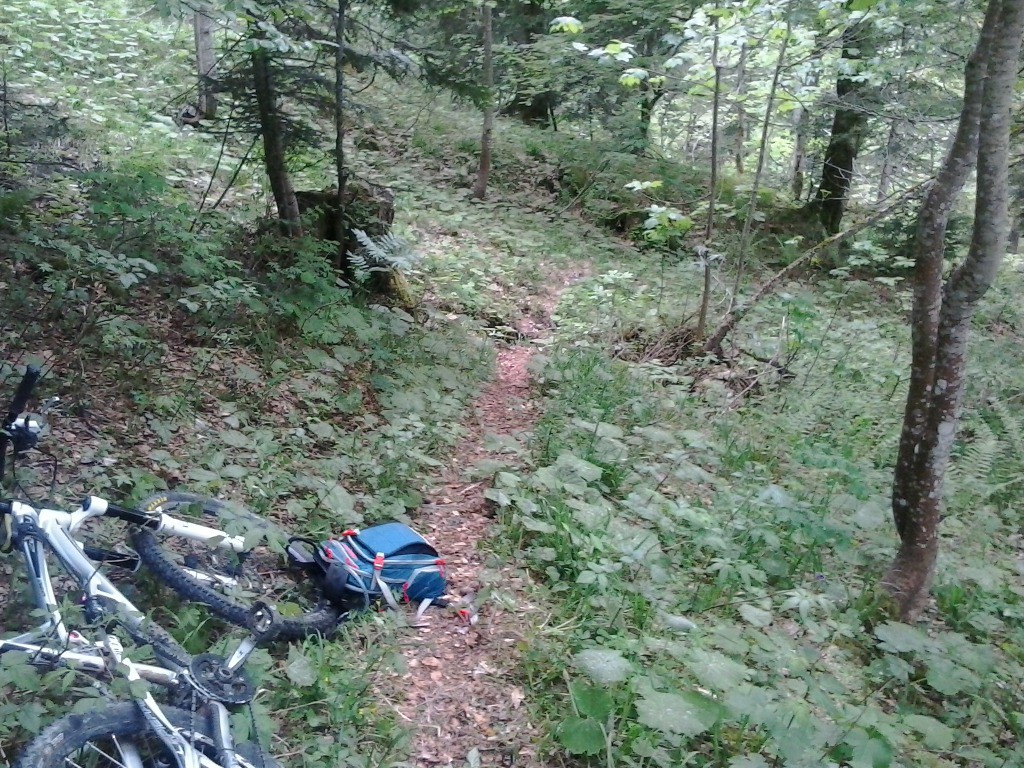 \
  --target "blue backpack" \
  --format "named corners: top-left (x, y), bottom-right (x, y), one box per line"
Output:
top-left (292, 523), bottom-right (447, 618)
